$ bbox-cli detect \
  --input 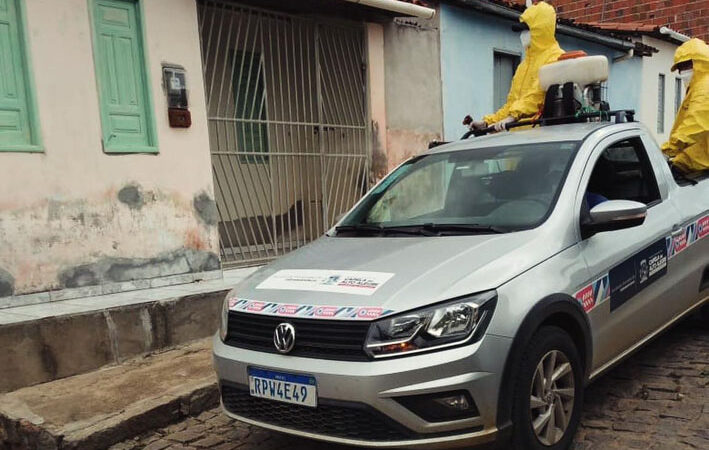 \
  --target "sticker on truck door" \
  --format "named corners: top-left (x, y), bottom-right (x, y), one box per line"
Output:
top-left (609, 238), bottom-right (667, 311)
top-left (256, 269), bottom-right (394, 296)
top-left (575, 237), bottom-right (667, 314)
